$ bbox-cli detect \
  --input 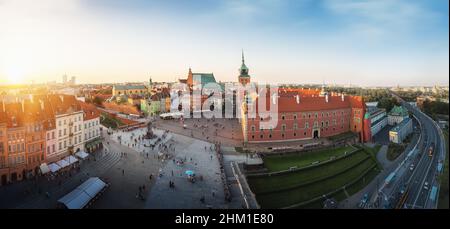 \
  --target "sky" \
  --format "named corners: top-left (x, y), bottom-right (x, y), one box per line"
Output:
top-left (0, 0), bottom-right (448, 86)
